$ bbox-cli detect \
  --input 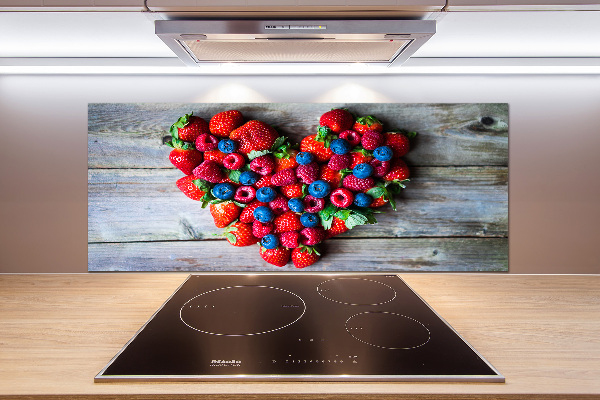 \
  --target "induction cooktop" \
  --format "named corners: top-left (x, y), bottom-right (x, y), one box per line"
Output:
top-left (95, 274), bottom-right (504, 382)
